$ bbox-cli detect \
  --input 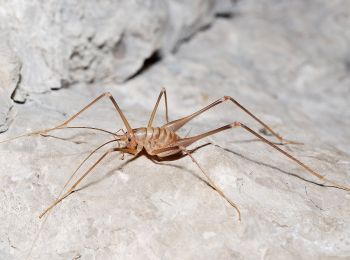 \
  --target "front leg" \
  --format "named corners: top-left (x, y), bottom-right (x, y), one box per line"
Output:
top-left (0, 92), bottom-right (134, 144)
top-left (148, 88), bottom-right (169, 127)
